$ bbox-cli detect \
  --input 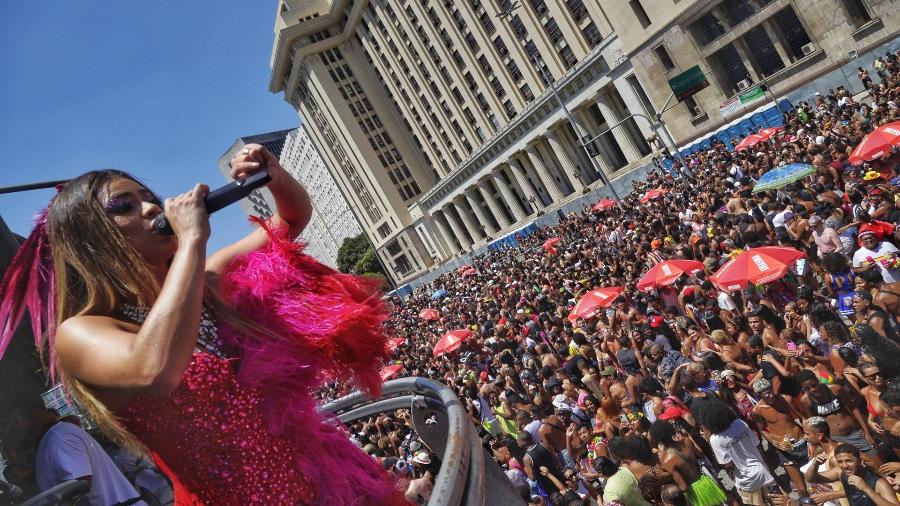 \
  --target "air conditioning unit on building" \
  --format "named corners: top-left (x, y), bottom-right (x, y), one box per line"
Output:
top-left (801, 43), bottom-right (816, 56)
top-left (737, 79), bottom-right (752, 90)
